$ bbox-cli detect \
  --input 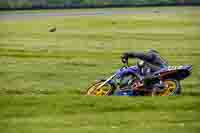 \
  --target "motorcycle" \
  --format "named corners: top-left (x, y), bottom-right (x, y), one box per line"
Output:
top-left (85, 58), bottom-right (192, 96)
